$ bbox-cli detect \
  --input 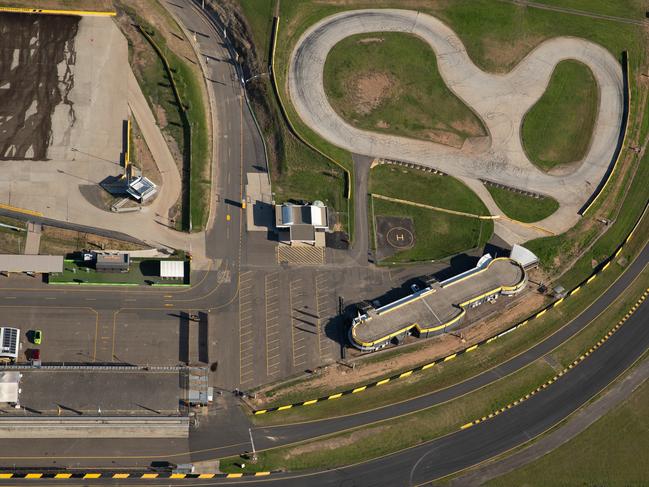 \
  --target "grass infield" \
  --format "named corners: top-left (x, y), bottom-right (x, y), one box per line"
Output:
top-left (485, 184), bottom-right (559, 223)
top-left (521, 60), bottom-right (599, 171)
